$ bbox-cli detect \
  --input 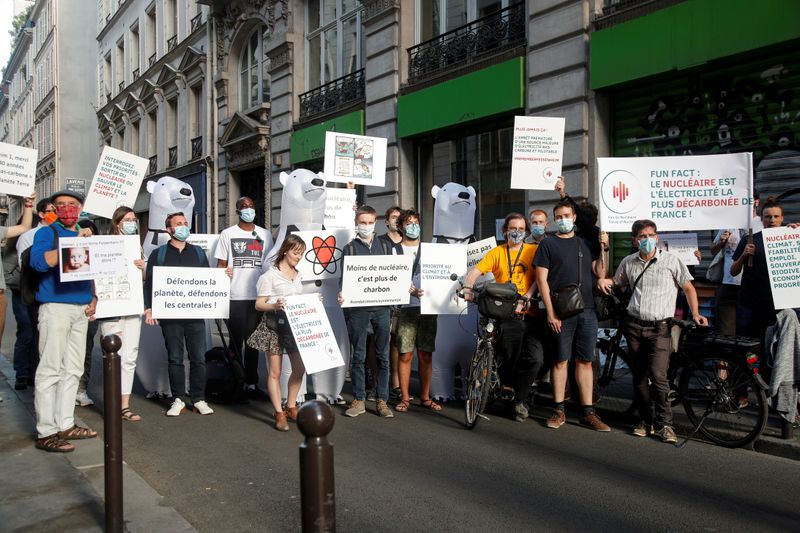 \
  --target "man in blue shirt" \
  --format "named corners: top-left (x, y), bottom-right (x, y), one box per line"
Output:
top-left (31, 190), bottom-right (98, 453)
